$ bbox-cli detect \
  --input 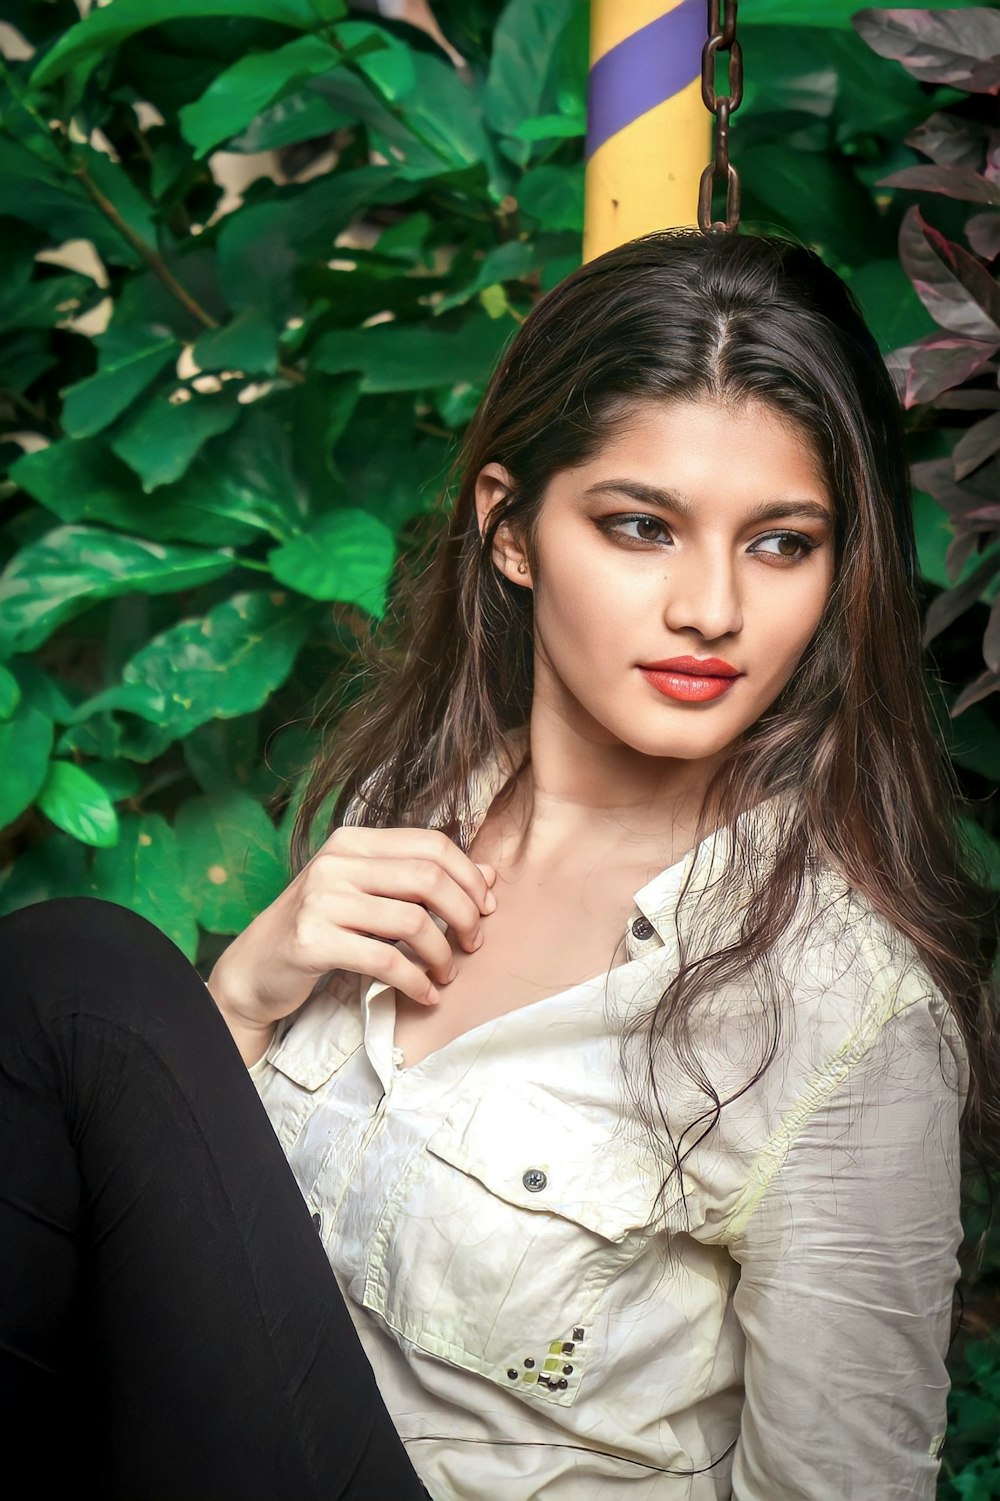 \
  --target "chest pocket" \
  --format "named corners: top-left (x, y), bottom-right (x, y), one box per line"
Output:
top-left (361, 1087), bottom-right (667, 1407)
top-left (257, 977), bottom-right (363, 1153)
